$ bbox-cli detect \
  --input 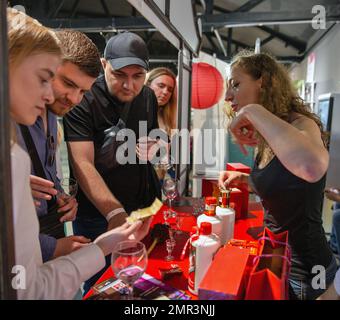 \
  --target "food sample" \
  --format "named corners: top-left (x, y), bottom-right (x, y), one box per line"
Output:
top-left (126, 198), bottom-right (163, 224)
